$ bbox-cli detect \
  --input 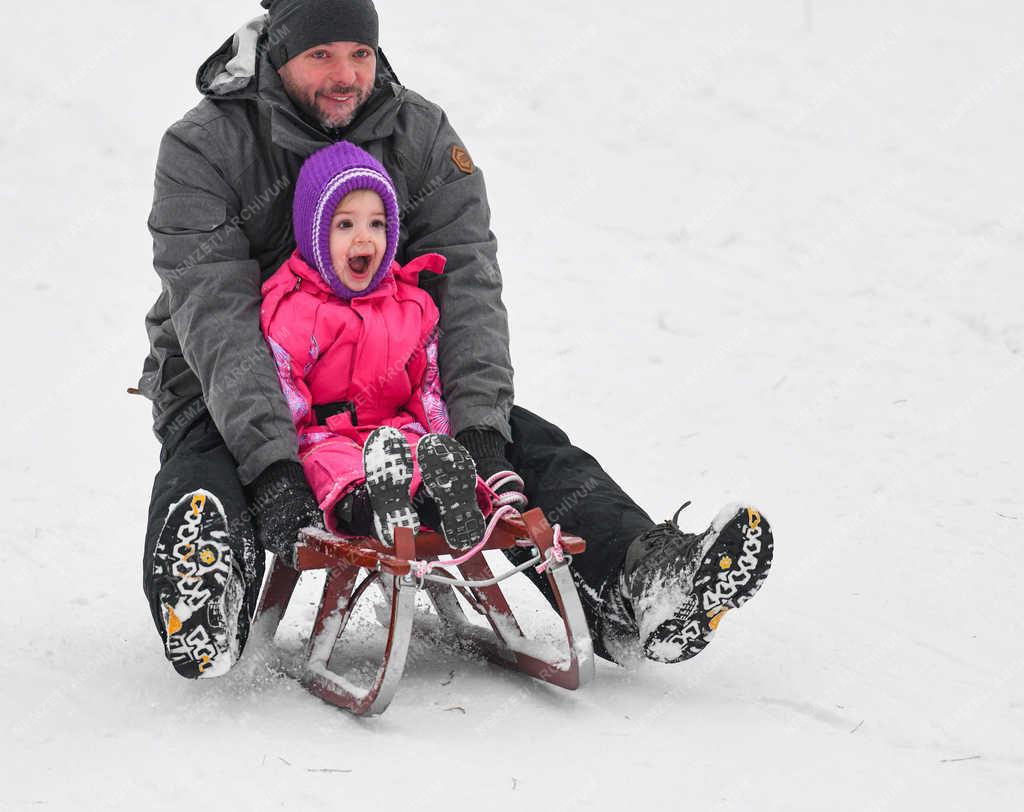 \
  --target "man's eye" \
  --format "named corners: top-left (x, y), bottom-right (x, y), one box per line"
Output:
top-left (311, 50), bottom-right (328, 59)
top-left (355, 49), bottom-right (371, 58)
